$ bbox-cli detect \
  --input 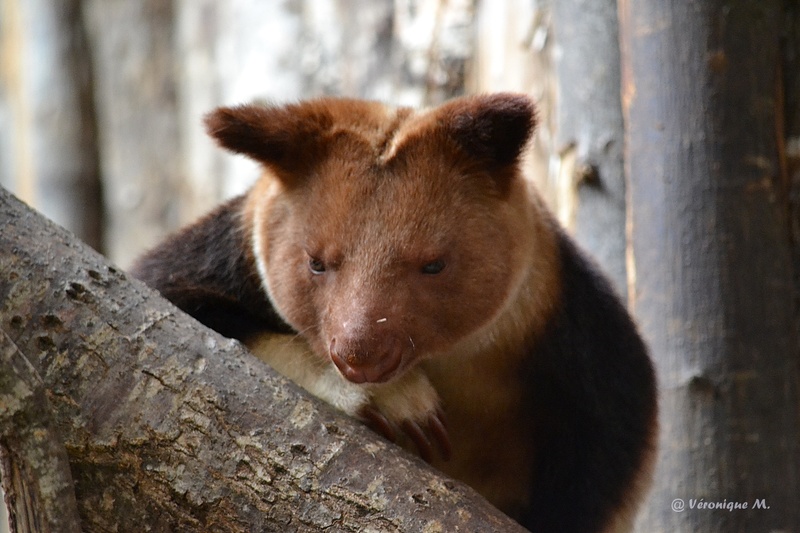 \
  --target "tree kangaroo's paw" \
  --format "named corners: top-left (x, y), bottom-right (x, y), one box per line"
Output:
top-left (359, 370), bottom-right (451, 462)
